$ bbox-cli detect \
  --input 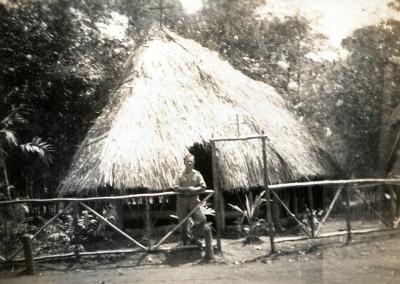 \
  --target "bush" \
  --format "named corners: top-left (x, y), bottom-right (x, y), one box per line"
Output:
top-left (229, 190), bottom-right (266, 242)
